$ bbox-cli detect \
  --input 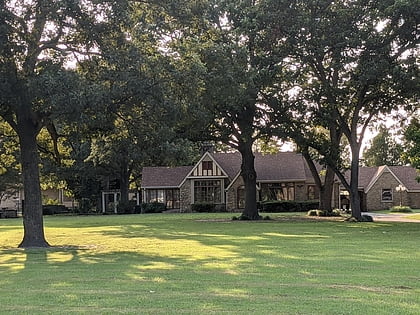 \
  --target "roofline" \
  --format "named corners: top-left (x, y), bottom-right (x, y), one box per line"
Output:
top-left (365, 165), bottom-right (406, 193)
top-left (142, 186), bottom-right (180, 189)
top-left (180, 151), bottom-right (231, 187)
